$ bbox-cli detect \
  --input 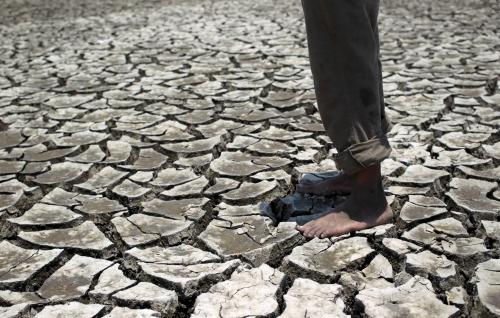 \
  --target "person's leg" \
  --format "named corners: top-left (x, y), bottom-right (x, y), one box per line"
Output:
top-left (297, 9), bottom-right (392, 196)
top-left (376, 23), bottom-right (393, 136)
top-left (296, 0), bottom-right (393, 237)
